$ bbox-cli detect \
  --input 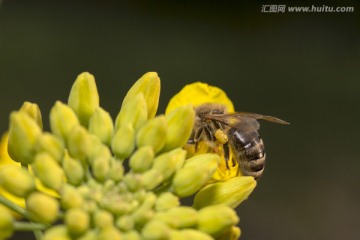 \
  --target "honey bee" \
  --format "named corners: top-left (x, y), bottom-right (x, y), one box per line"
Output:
top-left (188, 103), bottom-right (289, 180)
